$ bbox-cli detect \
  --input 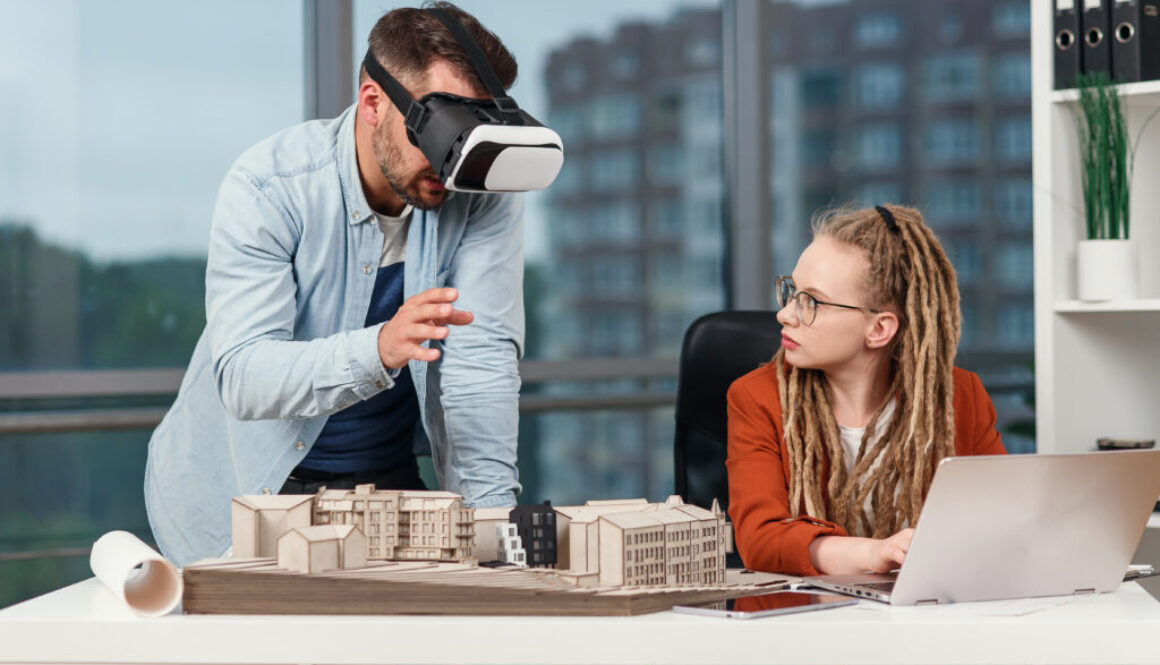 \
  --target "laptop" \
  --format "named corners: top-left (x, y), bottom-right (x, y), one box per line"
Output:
top-left (805, 449), bottom-right (1160, 605)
